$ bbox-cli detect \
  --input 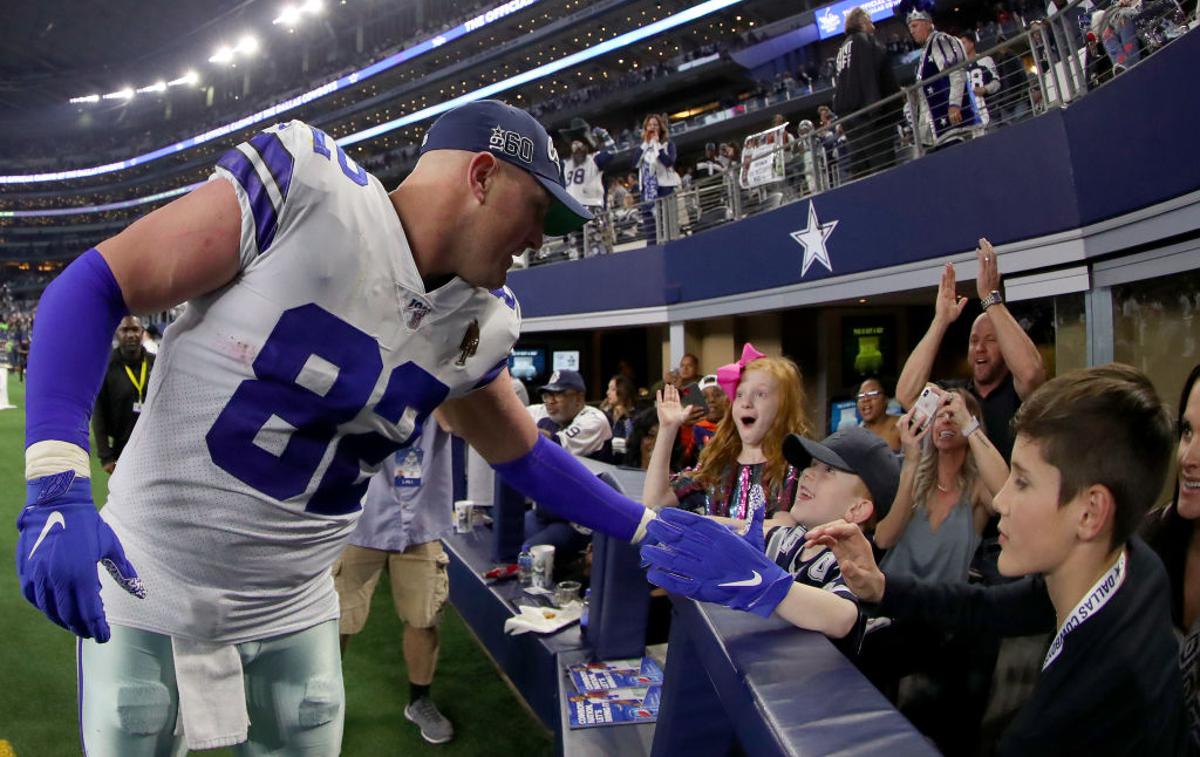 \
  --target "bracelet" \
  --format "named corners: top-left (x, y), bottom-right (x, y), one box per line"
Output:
top-left (962, 417), bottom-right (982, 438)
